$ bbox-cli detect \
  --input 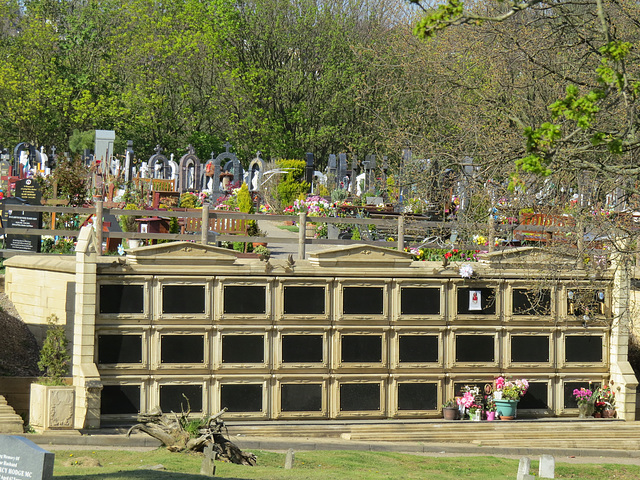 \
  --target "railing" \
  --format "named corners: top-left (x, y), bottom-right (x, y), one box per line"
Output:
top-left (0, 201), bottom-right (511, 259)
